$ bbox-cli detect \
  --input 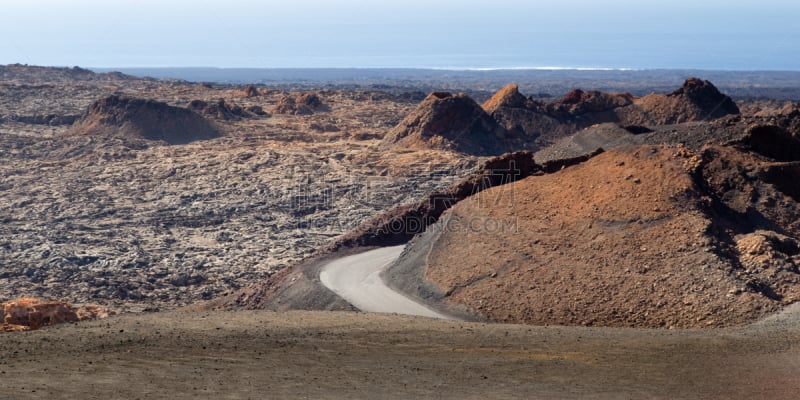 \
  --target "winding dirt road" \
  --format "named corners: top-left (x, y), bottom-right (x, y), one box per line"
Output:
top-left (319, 246), bottom-right (452, 319)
